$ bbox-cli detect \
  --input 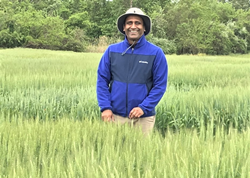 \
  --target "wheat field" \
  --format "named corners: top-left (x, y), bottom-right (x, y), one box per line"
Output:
top-left (0, 48), bottom-right (250, 177)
